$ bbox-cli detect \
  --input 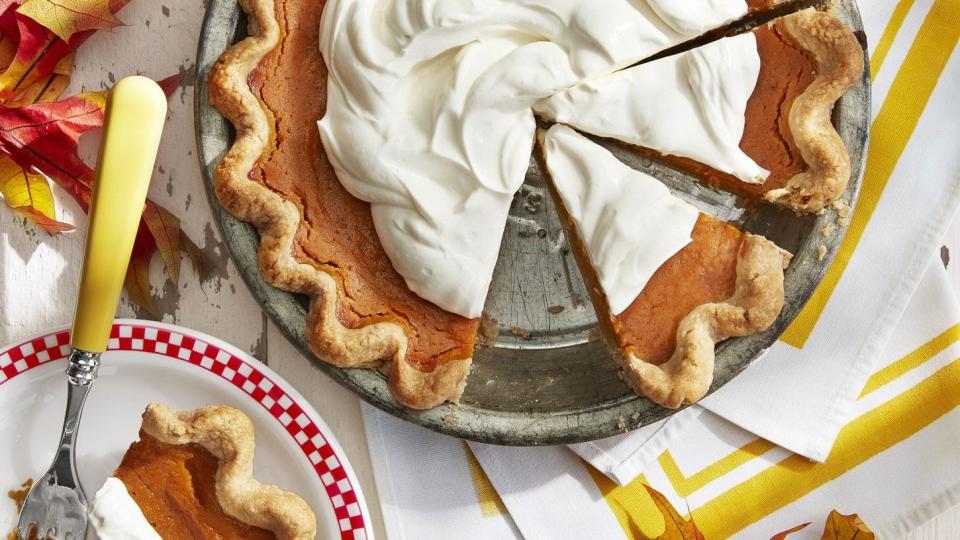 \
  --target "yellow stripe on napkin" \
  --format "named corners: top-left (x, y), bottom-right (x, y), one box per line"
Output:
top-left (781, 0), bottom-right (960, 348)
